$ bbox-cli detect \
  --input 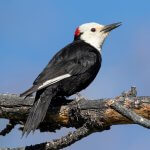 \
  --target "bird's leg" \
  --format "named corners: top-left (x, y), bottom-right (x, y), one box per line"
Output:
top-left (75, 92), bottom-right (87, 102)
